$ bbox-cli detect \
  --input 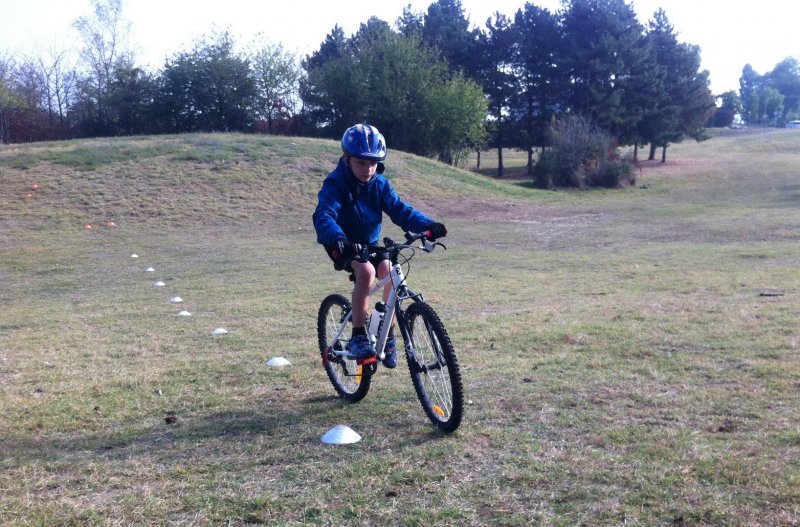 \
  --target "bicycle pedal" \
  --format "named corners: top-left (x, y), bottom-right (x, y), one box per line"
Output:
top-left (356, 355), bottom-right (379, 366)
